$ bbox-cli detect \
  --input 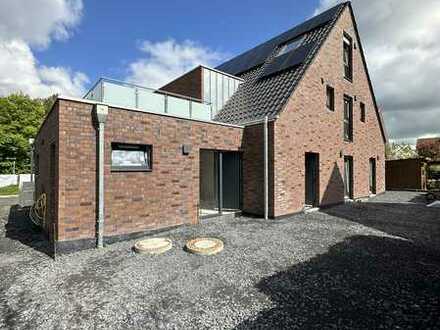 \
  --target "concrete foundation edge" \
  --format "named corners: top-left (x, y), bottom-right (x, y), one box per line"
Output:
top-left (55, 224), bottom-right (184, 255)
